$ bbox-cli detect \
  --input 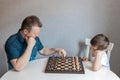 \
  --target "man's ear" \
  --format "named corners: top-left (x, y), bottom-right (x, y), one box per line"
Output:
top-left (23, 29), bottom-right (29, 35)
